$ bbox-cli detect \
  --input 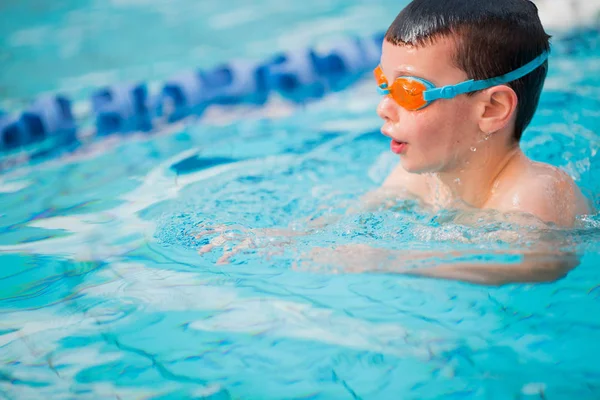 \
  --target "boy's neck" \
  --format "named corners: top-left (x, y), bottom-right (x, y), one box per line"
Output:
top-left (431, 140), bottom-right (522, 209)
